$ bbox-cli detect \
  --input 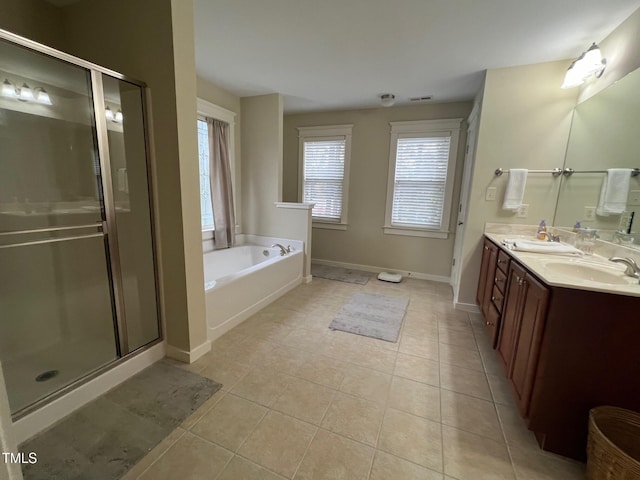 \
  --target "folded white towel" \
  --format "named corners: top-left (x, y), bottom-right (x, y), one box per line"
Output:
top-left (509, 240), bottom-right (583, 255)
top-left (596, 168), bottom-right (632, 216)
top-left (502, 169), bottom-right (528, 211)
